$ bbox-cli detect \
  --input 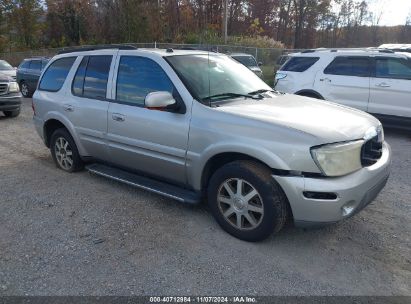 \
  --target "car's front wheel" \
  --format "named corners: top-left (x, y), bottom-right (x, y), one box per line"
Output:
top-left (207, 160), bottom-right (288, 242)
top-left (50, 128), bottom-right (83, 172)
